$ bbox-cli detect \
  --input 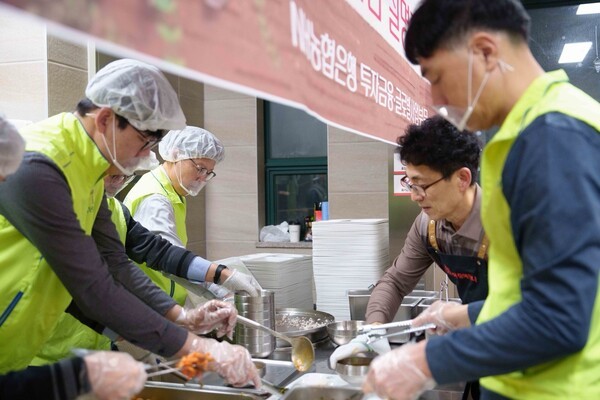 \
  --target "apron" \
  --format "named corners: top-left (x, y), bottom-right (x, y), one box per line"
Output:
top-left (425, 219), bottom-right (489, 400)
top-left (425, 220), bottom-right (489, 304)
